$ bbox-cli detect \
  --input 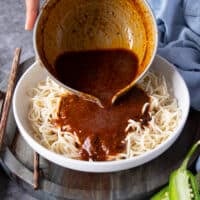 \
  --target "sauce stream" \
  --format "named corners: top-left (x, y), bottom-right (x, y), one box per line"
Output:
top-left (54, 49), bottom-right (138, 107)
